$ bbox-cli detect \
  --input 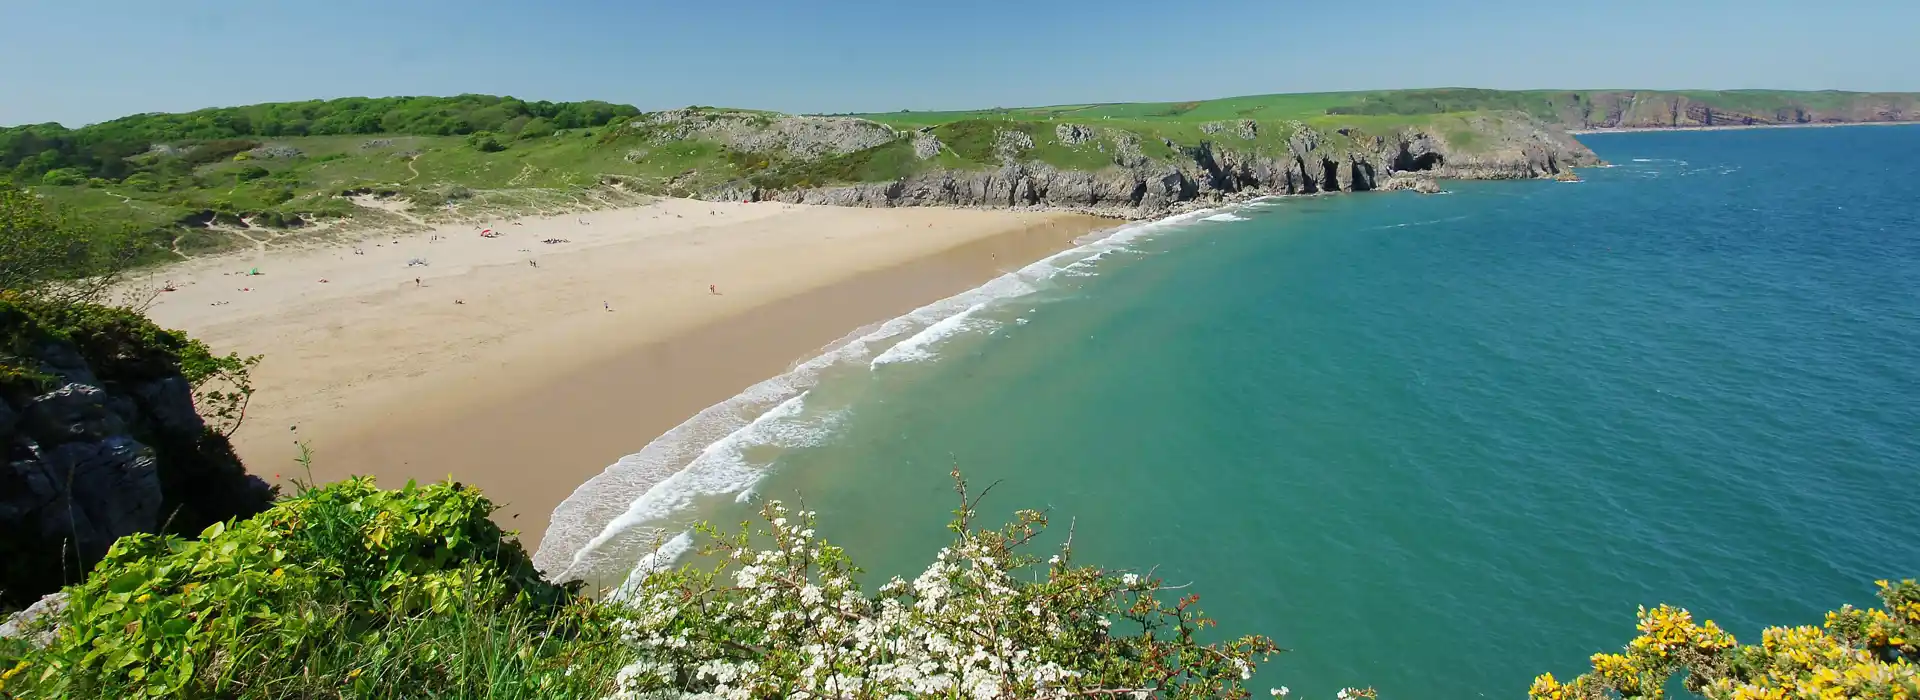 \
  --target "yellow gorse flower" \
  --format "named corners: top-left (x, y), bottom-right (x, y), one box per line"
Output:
top-left (1536, 583), bottom-right (1920, 700)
